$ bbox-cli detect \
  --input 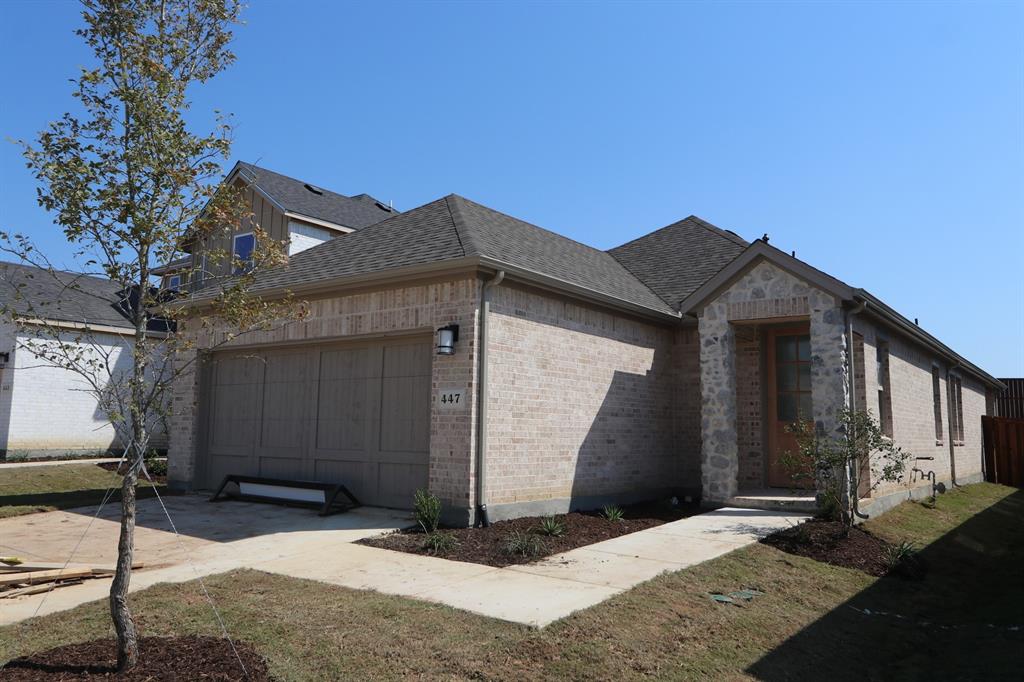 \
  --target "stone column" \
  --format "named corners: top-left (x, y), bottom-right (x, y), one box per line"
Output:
top-left (699, 305), bottom-right (739, 502)
top-left (808, 296), bottom-right (850, 441)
